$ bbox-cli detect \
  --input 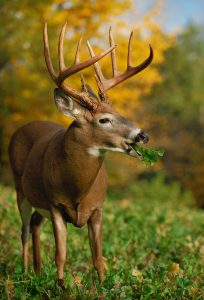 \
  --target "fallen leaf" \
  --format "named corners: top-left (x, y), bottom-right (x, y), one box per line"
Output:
top-left (170, 263), bottom-right (180, 275)
top-left (190, 287), bottom-right (199, 295)
top-left (74, 275), bottom-right (82, 285)
top-left (132, 268), bottom-right (143, 282)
